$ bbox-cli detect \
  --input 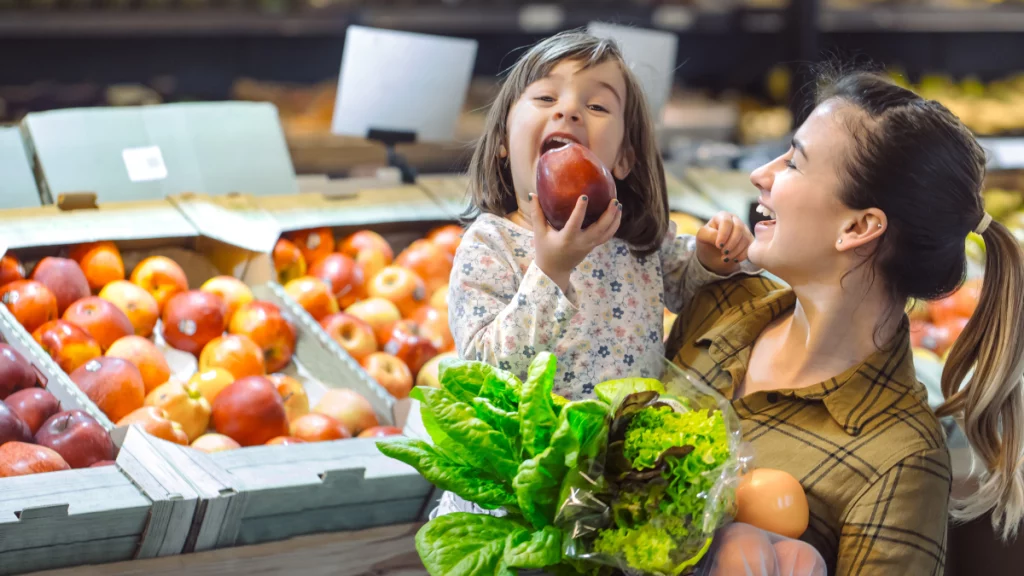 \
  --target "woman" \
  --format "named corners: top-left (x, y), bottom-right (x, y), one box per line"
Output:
top-left (667, 71), bottom-right (1024, 575)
